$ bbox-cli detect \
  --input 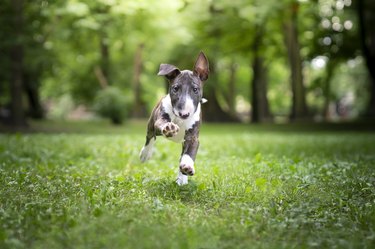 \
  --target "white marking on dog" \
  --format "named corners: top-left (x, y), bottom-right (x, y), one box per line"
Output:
top-left (173, 95), bottom-right (195, 119)
top-left (139, 137), bottom-right (155, 162)
top-left (180, 154), bottom-right (195, 176)
top-left (176, 171), bottom-right (188, 185)
top-left (161, 95), bottom-right (200, 143)
top-left (161, 94), bottom-right (174, 118)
